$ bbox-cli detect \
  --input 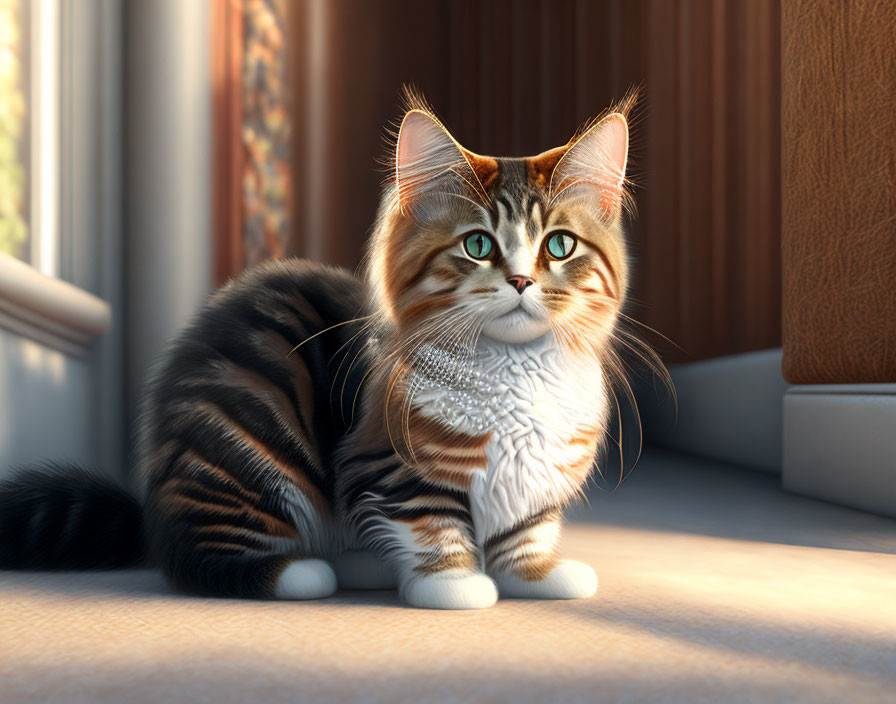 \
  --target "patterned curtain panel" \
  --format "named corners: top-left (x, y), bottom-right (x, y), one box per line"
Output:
top-left (211, 0), bottom-right (290, 282)
top-left (241, 0), bottom-right (290, 269)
